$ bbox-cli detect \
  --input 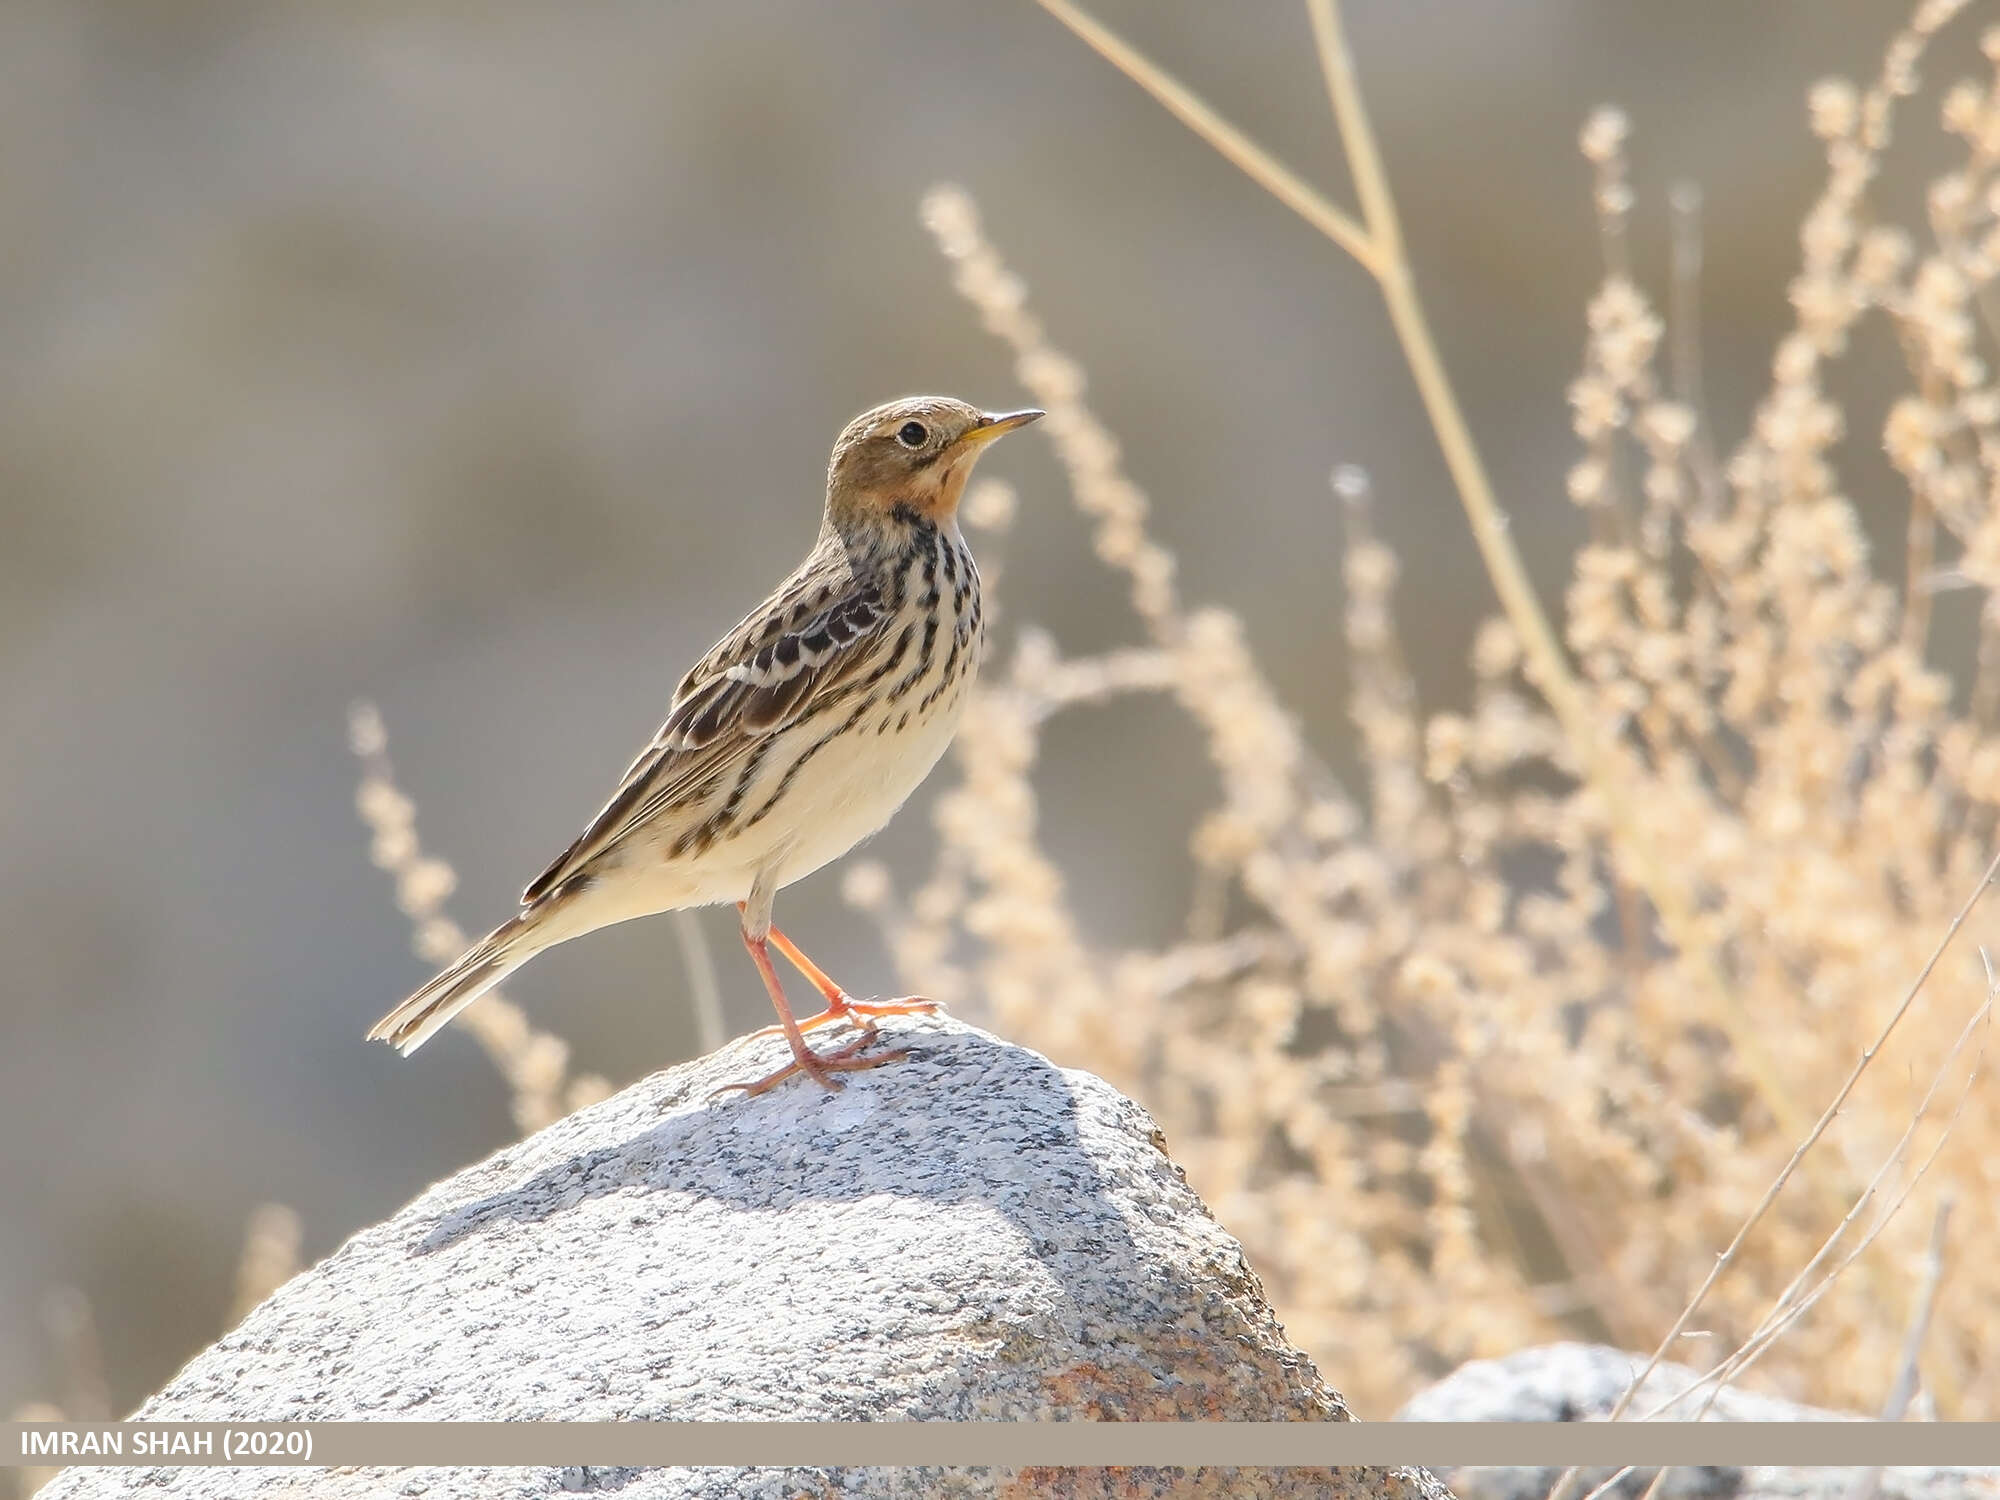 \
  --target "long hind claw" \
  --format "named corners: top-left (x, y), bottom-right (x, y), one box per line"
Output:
top-left (747, 994), bottom-right (944, 1042)
top-left (840, 996), bottom-right (944, 1022)
top-left (709, 1030), bottom-right (908, 1101)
